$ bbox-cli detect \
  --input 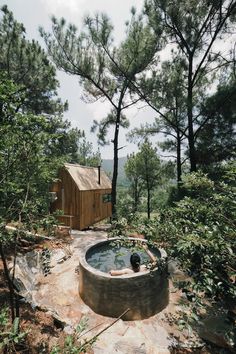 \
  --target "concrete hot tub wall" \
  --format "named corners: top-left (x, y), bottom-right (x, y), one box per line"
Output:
top-left (79, 238), bottom-right (169, 321)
